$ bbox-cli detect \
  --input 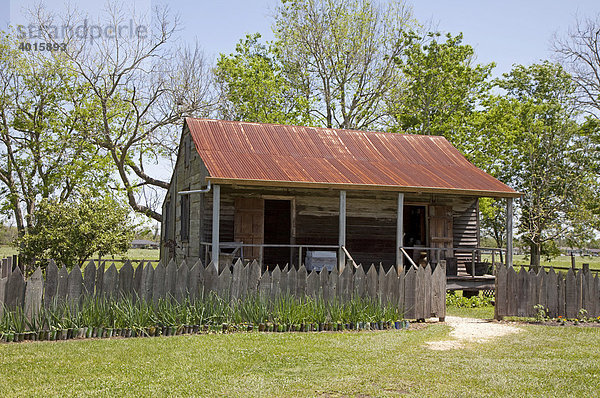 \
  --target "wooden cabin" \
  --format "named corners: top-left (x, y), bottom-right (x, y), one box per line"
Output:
top-left (160, 118), bottom-right (519, 277)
